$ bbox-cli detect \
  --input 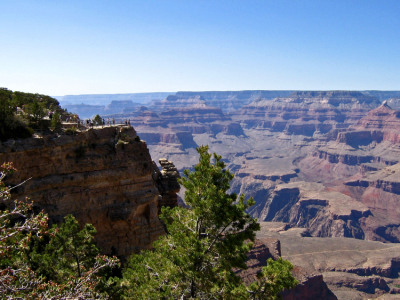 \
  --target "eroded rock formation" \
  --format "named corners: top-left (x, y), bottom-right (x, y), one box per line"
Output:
top-left (257, 222), bottom-right (400, 298)
top-left (237, 238), bottom-right (337, 300)
top-left (233, 91), bottom-right (380, 136)
top-left (152, 158), bottom-right (181, 212)
top-left (0, 126), bottom-right (179, 258)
